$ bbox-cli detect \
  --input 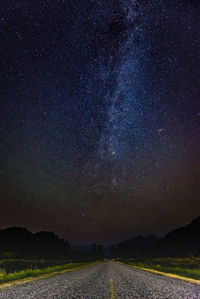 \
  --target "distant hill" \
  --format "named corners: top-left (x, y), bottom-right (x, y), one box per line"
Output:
top-left (112, 235), bottom-right (160, 258)
top-left (120, 234), bottom-right (160, 246)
